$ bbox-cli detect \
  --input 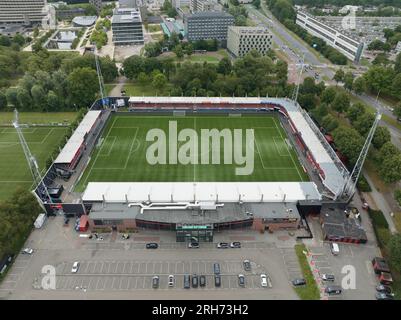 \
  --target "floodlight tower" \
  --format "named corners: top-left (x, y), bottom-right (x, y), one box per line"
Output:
top-left (12, 109), bottom-right (52, 202)
top-left (291, 51), bottom-right (306, 102)
top-left (94, 45), bottom-right (106, 102)
top-left (340, 112), bottom-right (382, 202)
